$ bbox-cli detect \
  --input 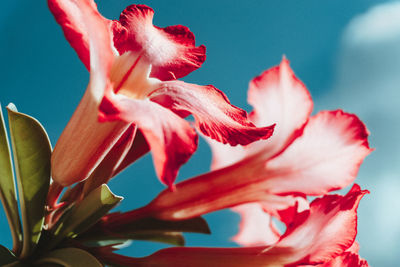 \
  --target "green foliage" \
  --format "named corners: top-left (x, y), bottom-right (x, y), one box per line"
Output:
top-left (34, 248), bottom-right (103, 266)
top-left (7, 104), bottom-right (52, 259)
top-left (0, 106), bottom-right (22, 253)
top-left (49, 184), bottom-right (123, 249)
top-left (78, 216), bottom-right (210, 247)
